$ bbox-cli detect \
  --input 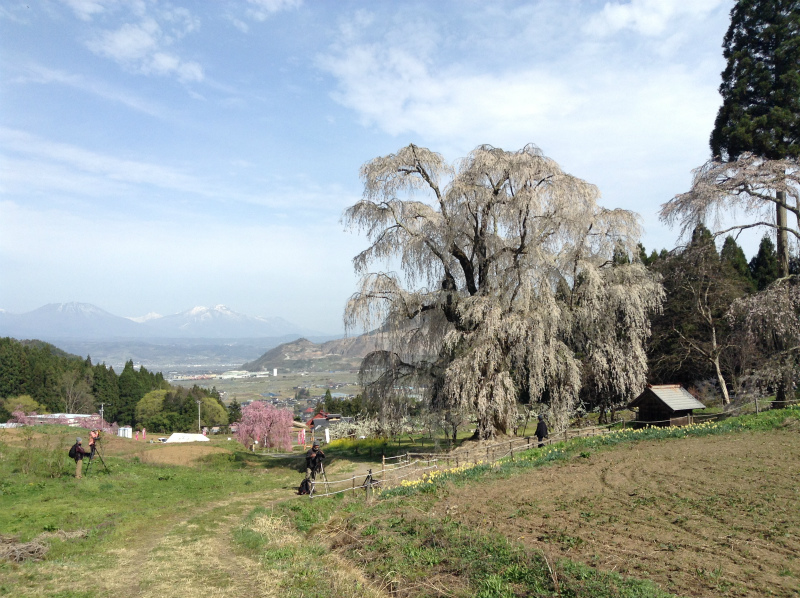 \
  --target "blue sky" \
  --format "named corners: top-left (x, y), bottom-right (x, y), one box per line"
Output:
top-left (1, 0), bottom-right (737, 333)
